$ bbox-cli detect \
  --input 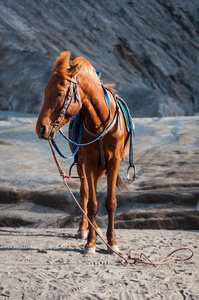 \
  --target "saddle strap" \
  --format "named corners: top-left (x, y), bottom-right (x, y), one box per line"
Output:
top-left (83, 106), bottom-right (119, 138)
top-left (98, 138), bottom-right (106, 170)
